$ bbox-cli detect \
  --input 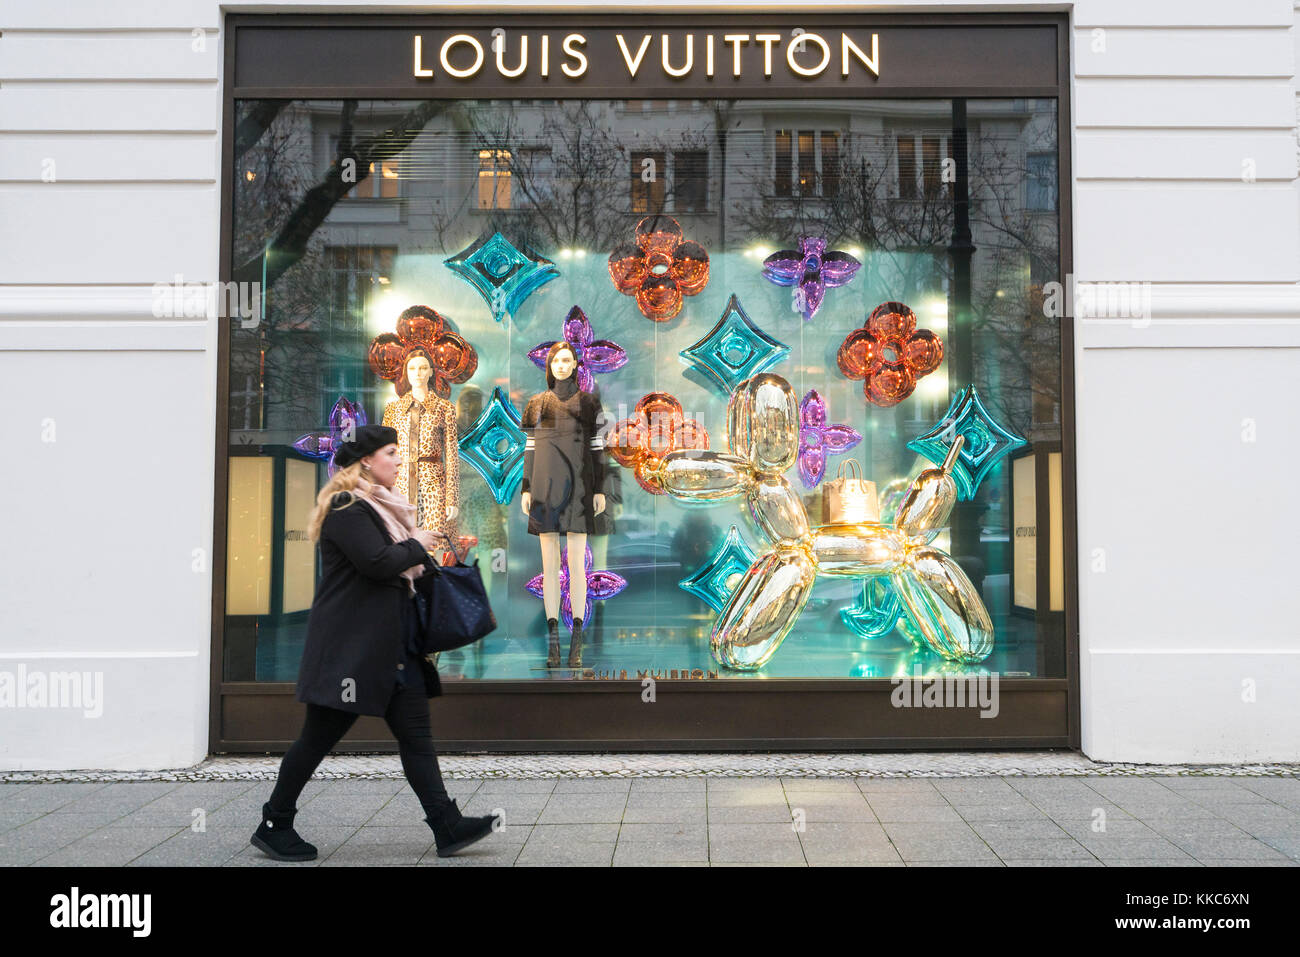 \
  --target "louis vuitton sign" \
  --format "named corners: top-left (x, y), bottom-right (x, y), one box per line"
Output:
top-left (414, 31), bottom-right (879, 81)
top-left (230, 17), bottom-right (1059, 95)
